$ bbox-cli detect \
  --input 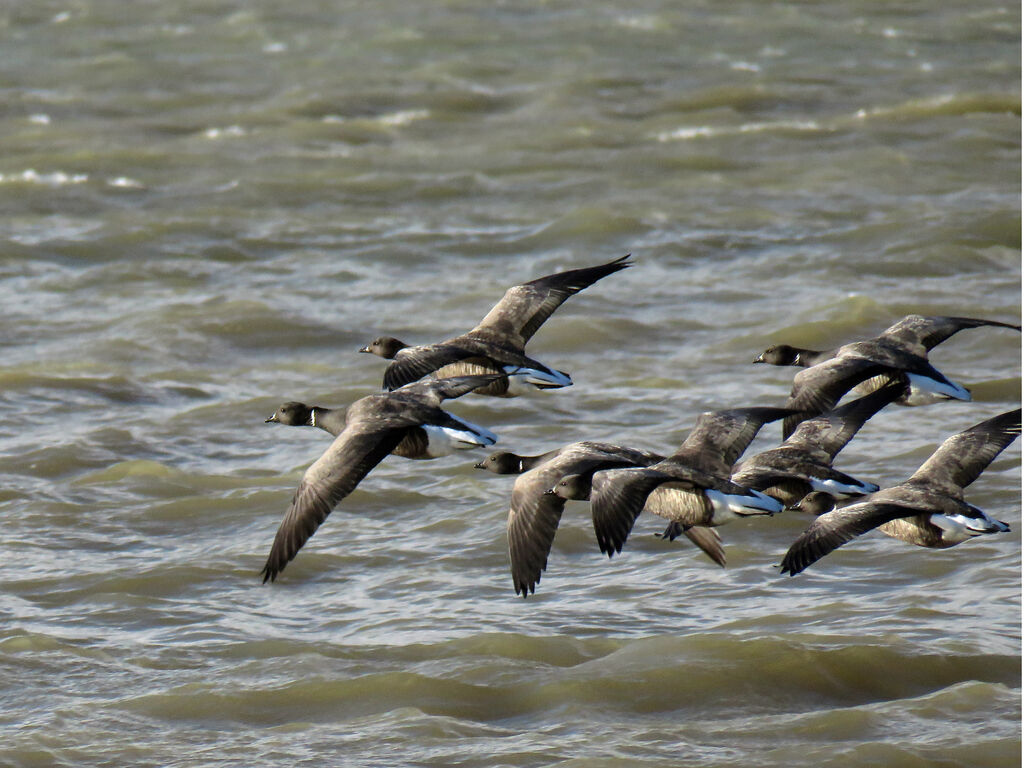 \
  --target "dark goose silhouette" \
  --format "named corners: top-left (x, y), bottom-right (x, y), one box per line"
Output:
top-left (476, 443), bottom-right (723, 596)
top-left (732, 381), bottom-right (903, 507)
top-left (260, 374), bottom-right (501, 582)
top-left (359, 255), bottom-right (632, 395)
top-left (755, 315), bottom-right (1020, 419)
top-left (780, 408), bottom-right (1020, 576)
top-left (588, 407), bottom-right (796, 558)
